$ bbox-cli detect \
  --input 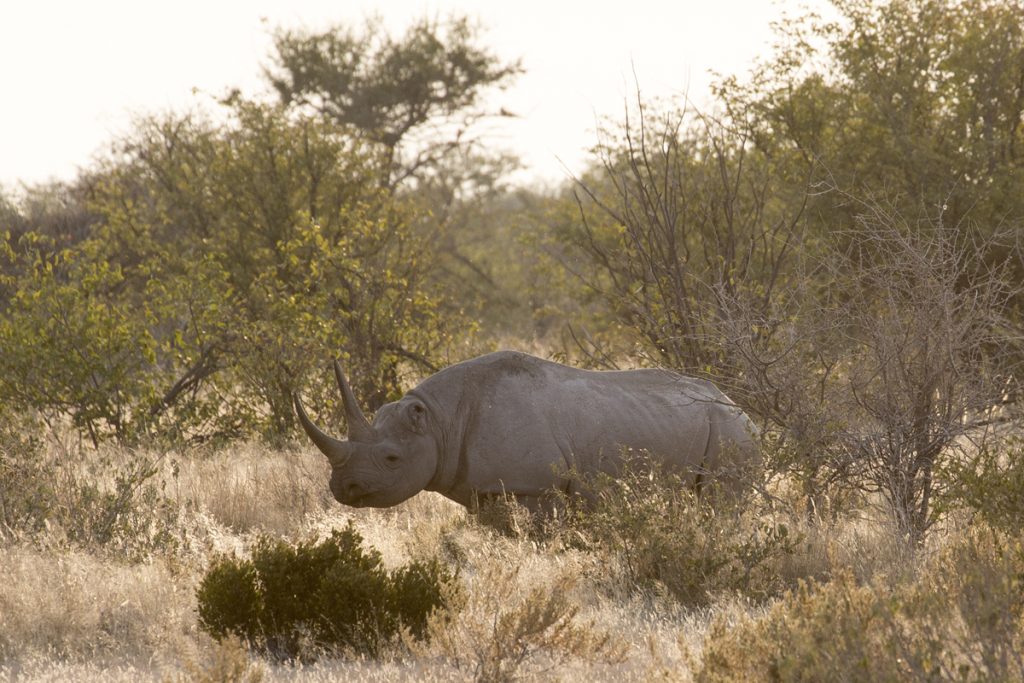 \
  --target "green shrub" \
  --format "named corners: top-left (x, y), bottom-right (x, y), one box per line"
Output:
top-left (0, 236), bottom-right (159, 445)
top-left (566, 454), bottom-right (797, 606)
top-left (196, 557), bottom-right (263, 643)
top-left (945, 439), bottom-right (1024, 535)
top-left (196, 523), bottom-right (455, 660)
top-left (387, 559), bottom-right (454, 640)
